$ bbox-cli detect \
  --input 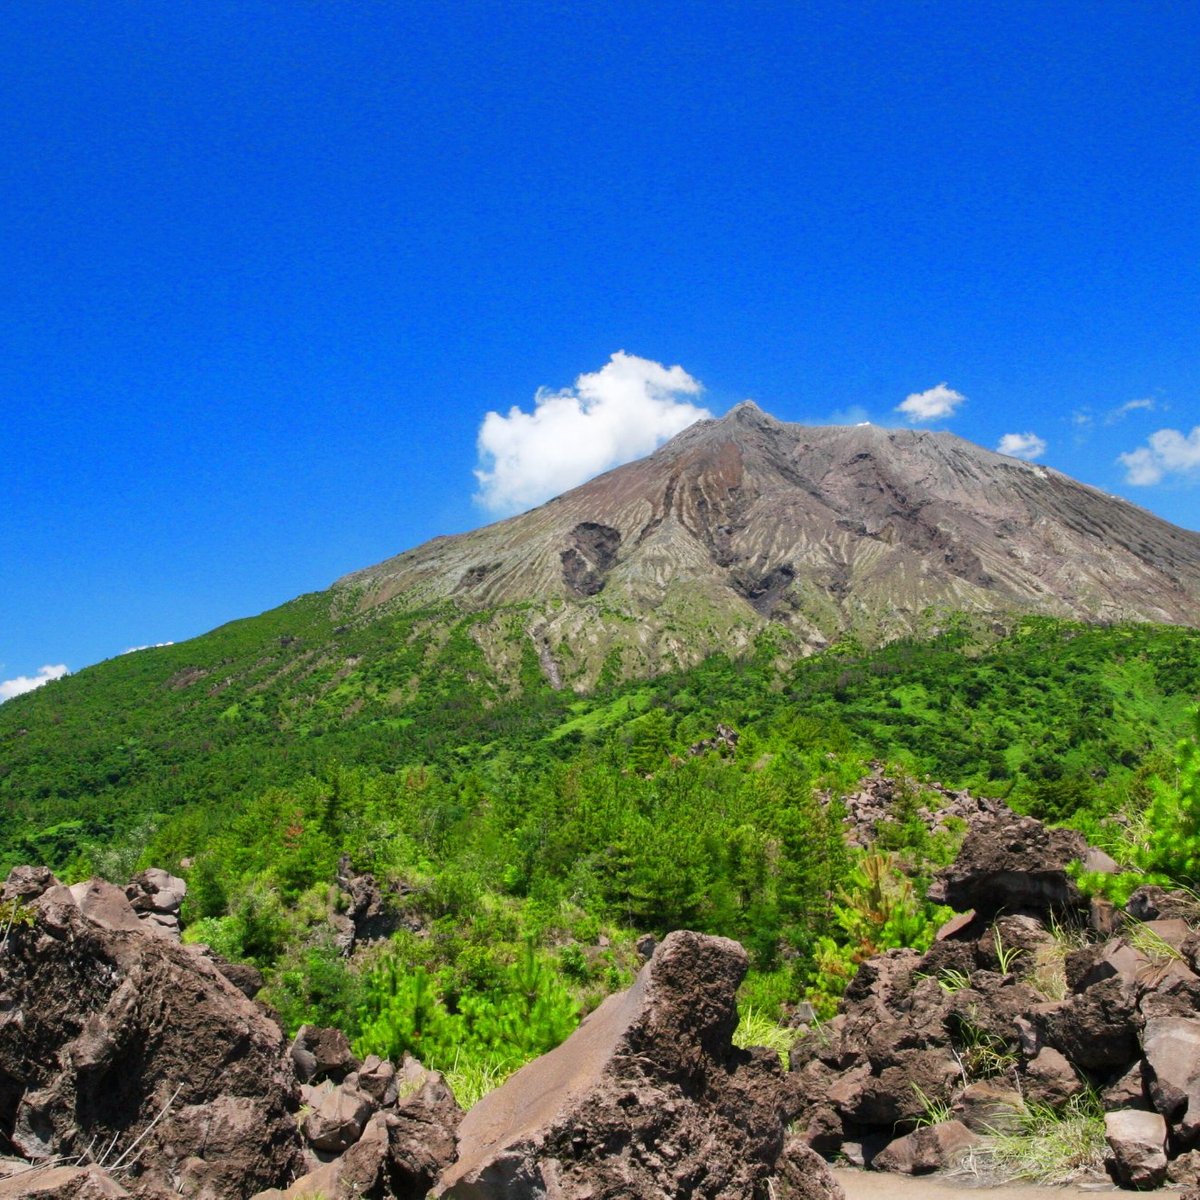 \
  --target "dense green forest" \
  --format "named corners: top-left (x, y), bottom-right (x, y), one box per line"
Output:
top-left (2, 607), bottom-right (1199, 1098)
